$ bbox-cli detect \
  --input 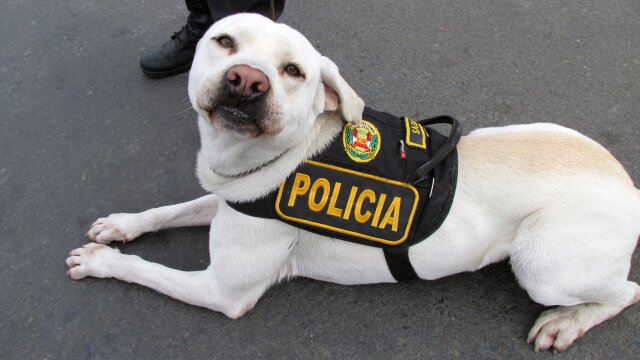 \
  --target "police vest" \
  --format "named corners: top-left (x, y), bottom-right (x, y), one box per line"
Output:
top-left (228, 107), bottom-right (462, 281)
